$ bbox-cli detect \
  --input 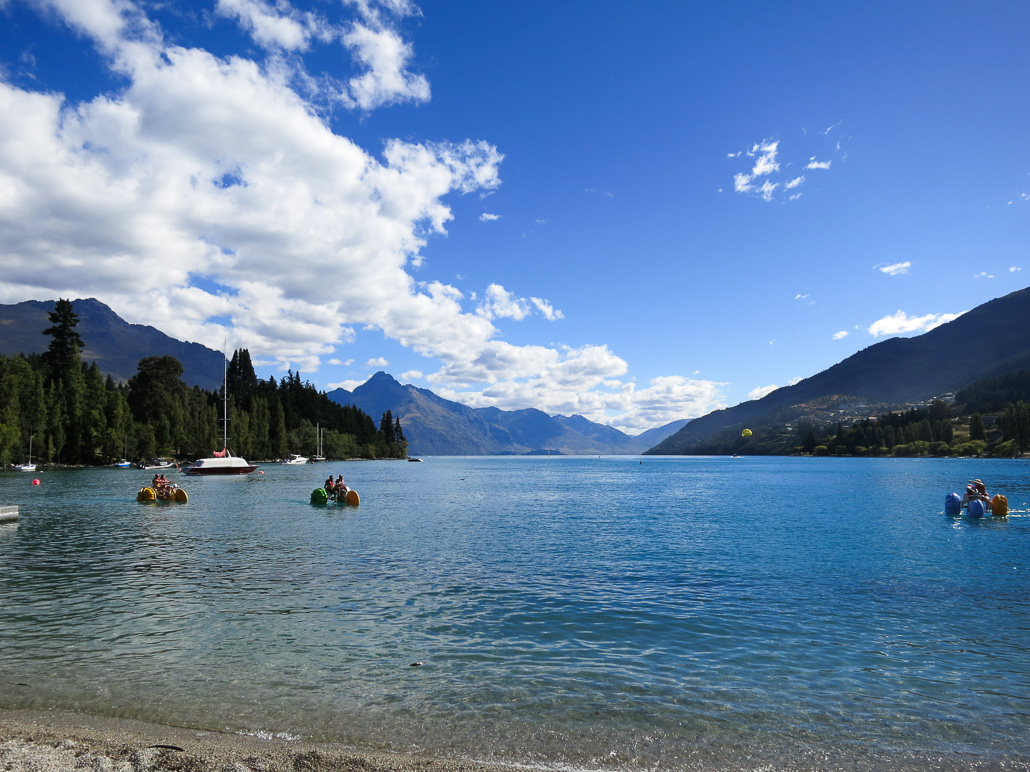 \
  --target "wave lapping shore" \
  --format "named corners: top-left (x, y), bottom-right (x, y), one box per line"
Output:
top-left (0, 709), bottom-right (518, 772)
